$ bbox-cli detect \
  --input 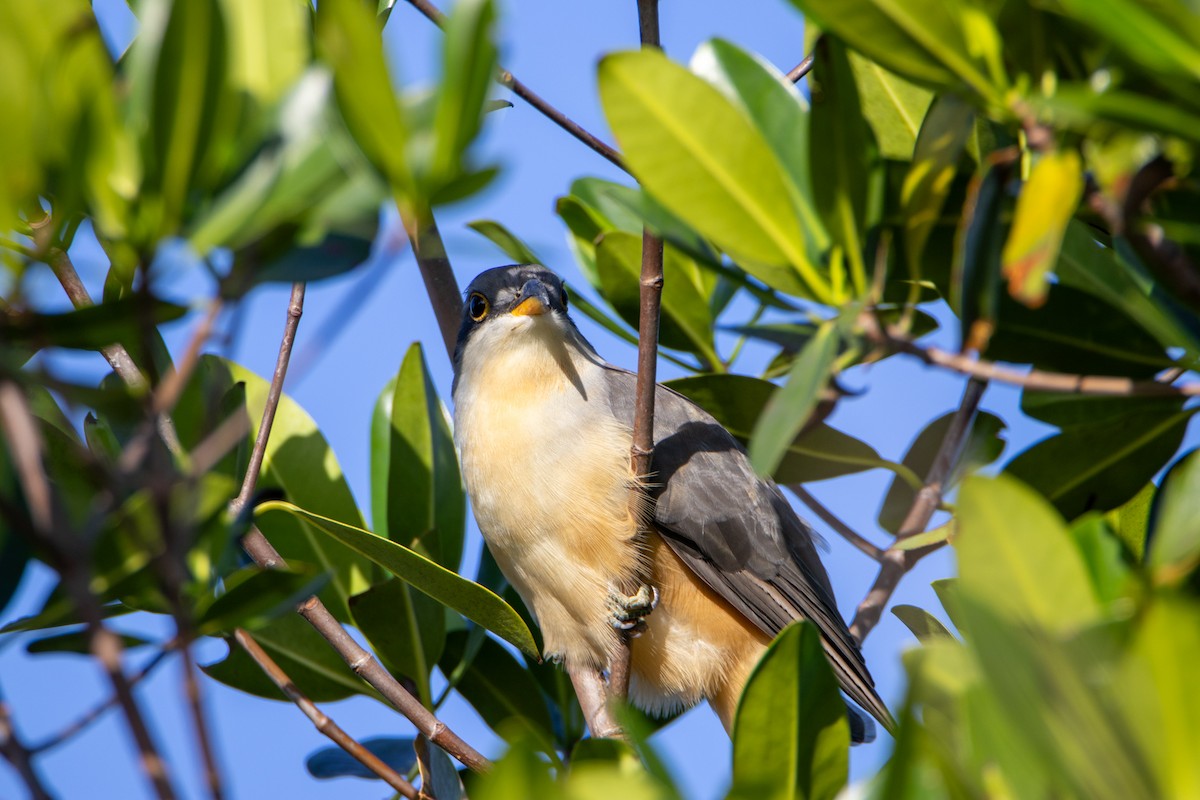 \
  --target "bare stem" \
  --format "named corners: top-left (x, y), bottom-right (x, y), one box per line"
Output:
top-left (180, 645), bottom-right (225, 800)
top-left (0, 686), bottom-right (53, 800)
top-left (399, 207), bottom-right (461, 362)
top-left (849, 378), bottom-right (987, 643)
top-left (404, 0), bottom-right (624, 171)
top-left (789, 485), bottom-right (885, 561)
top-left (232, 629), bottom-right (417, 798)
top-left (787, 53), bottom-right (815, 83)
